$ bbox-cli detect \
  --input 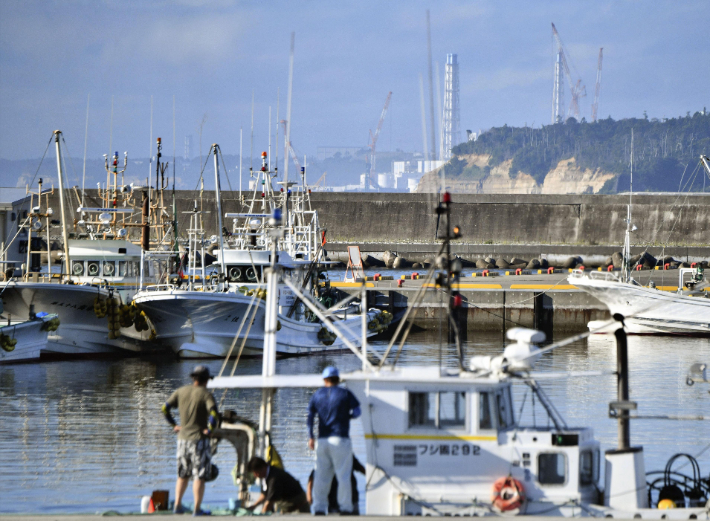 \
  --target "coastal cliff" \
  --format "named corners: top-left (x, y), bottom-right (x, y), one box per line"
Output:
top-left (417, 112), bottom-right (710, 194)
